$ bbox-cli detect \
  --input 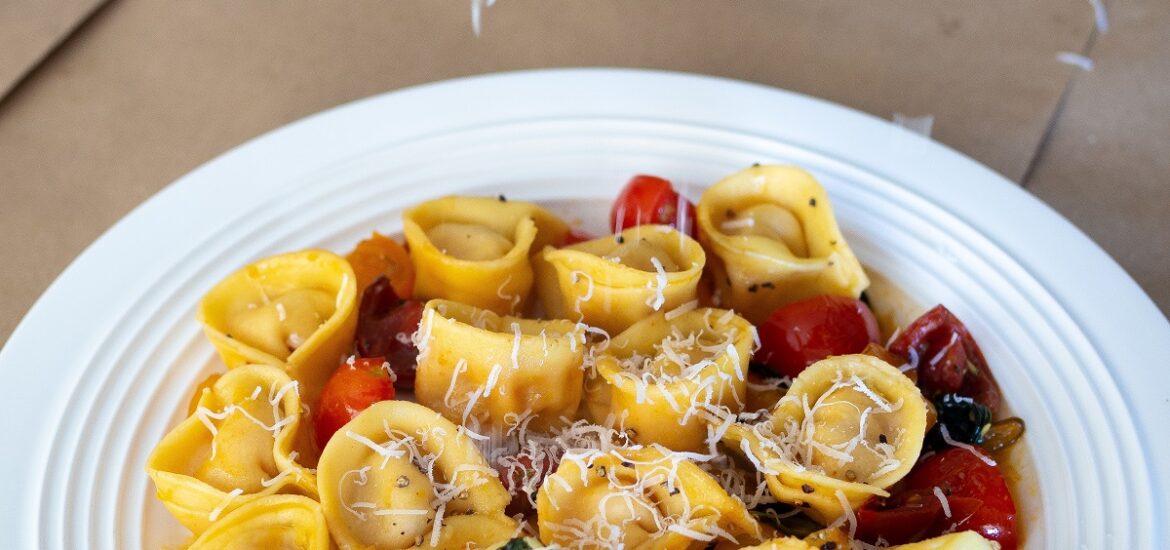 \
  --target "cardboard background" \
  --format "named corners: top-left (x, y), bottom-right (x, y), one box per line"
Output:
top-left (2, 0), bottom-right (1164, 345)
